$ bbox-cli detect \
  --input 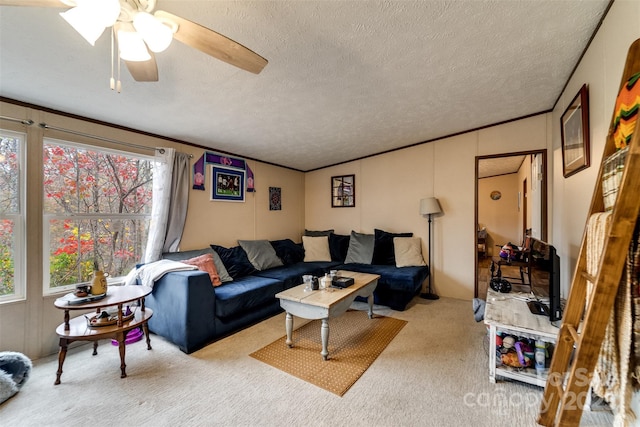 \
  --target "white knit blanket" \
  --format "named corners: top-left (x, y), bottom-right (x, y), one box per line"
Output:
top-left (124, 259), bottom-right (197, 288)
